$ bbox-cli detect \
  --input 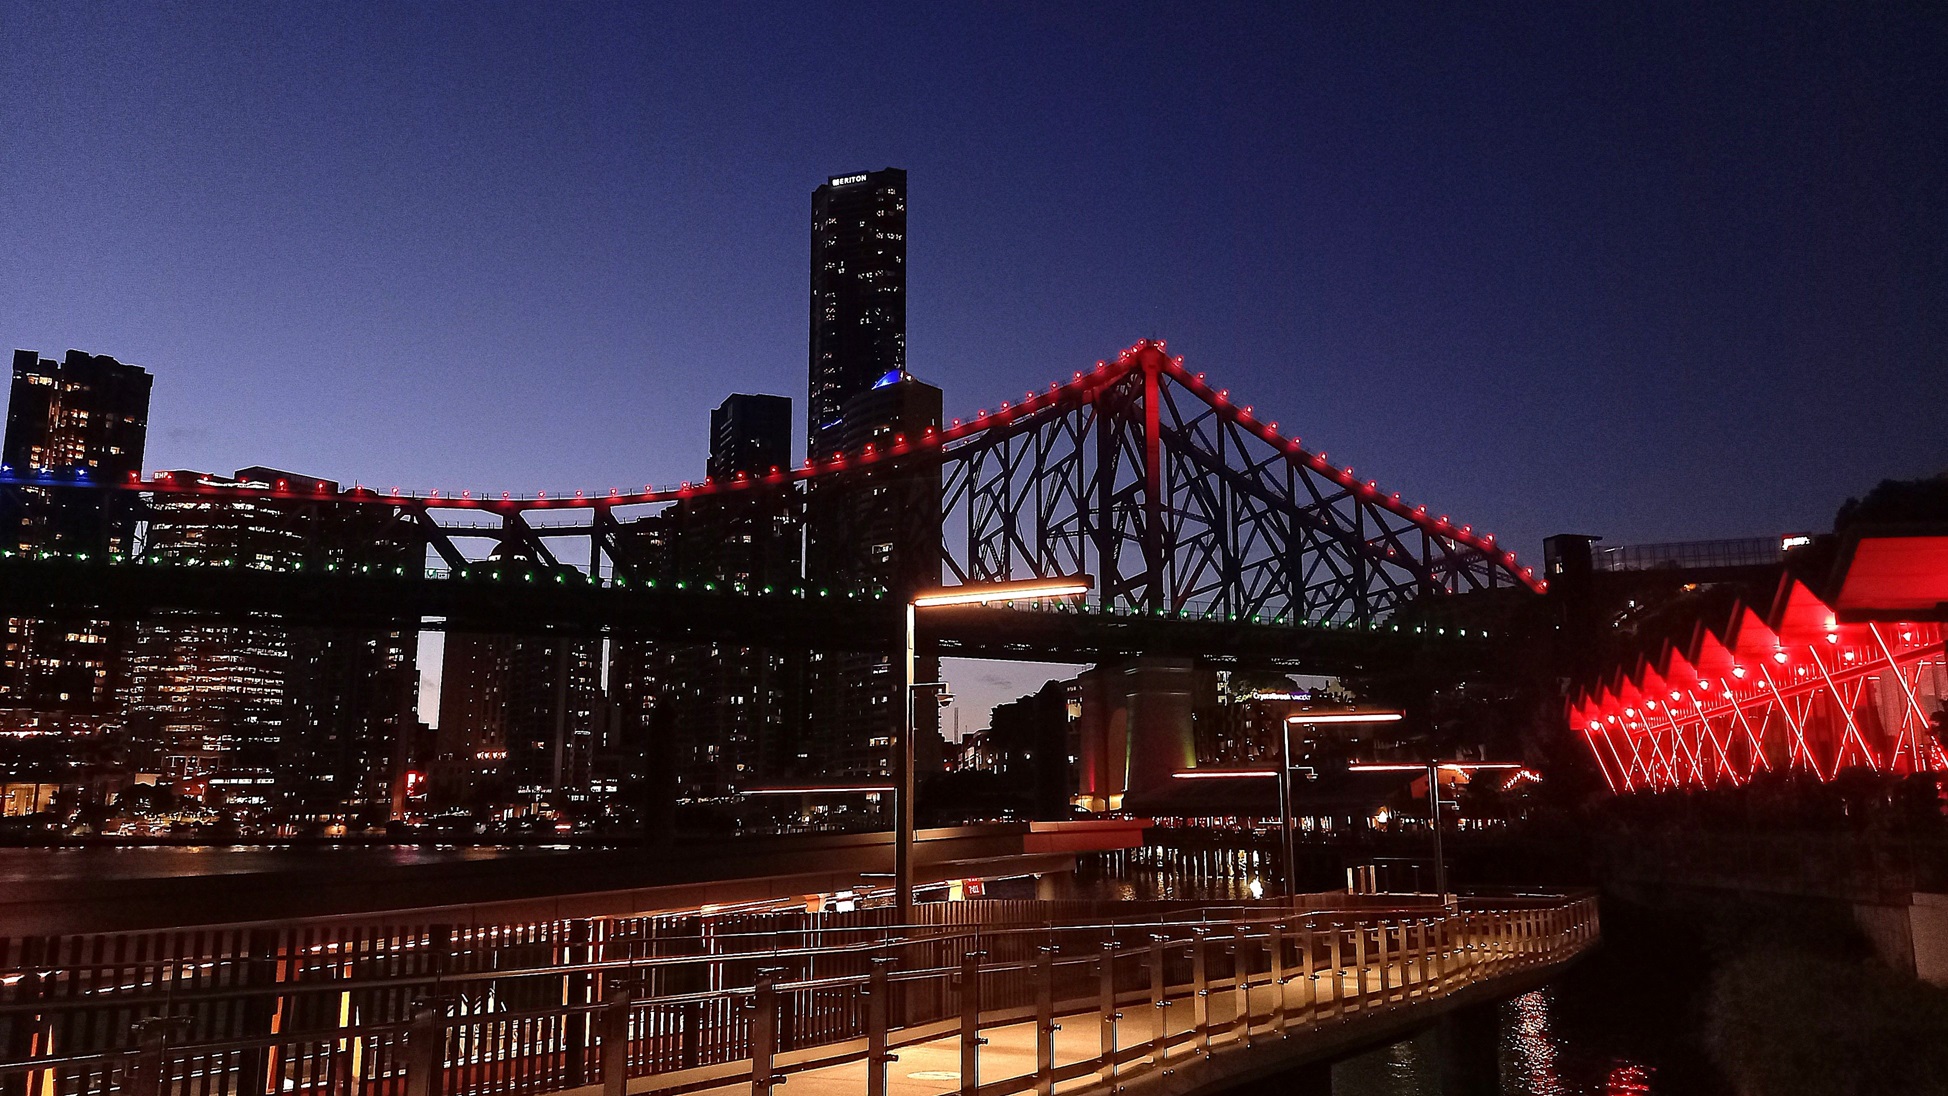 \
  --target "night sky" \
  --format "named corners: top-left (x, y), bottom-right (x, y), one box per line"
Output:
top-left (5, 3), bottom-right (1944, 722)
